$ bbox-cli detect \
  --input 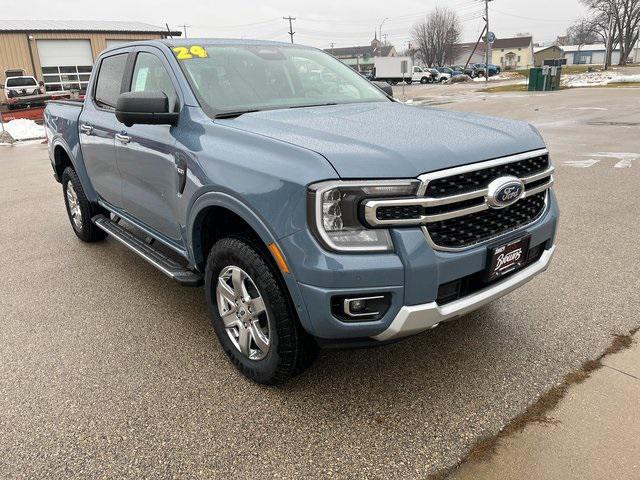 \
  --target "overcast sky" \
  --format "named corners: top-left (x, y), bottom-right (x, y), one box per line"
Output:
top-left (21, 0), bottom-right (587, 48)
